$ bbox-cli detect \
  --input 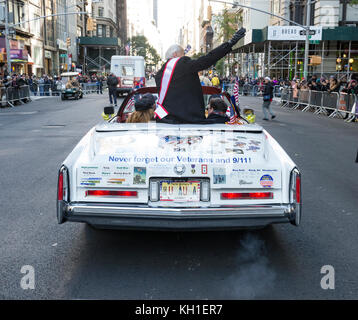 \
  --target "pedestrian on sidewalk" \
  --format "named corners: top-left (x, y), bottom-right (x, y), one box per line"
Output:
top-left (262, 77), bottom-right (276, 121)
